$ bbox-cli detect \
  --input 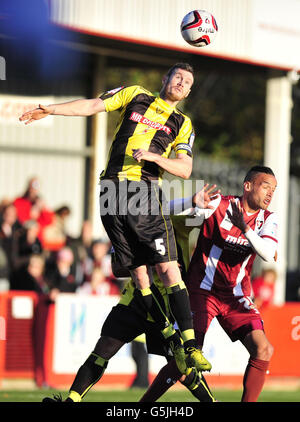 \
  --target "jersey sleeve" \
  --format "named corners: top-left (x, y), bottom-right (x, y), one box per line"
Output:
top-left (244, 212), bottom-right (278, 262)
top-left (100, 85), bottom-right (143, 112)
top-left (259, 212), bottom-right (278, 244)
top-left (172, 117), bottom-right (194, 158)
